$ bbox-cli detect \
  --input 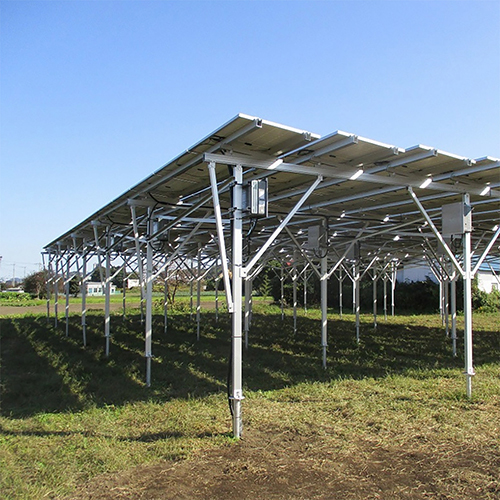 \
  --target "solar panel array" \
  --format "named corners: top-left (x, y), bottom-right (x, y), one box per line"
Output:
top-left (44, 113), bottom-right (499, 273)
